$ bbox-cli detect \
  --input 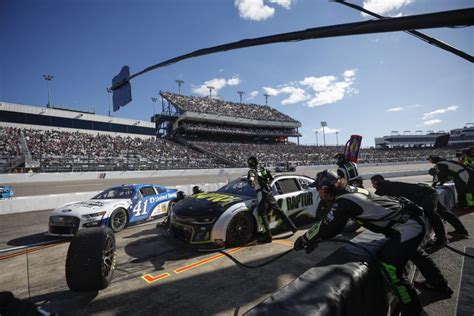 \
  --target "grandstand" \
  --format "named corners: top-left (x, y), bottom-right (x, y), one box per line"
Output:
top-left (0, 97), bottom-right (461, 173)
top-left (374, 125), bottom-right (474, 149)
